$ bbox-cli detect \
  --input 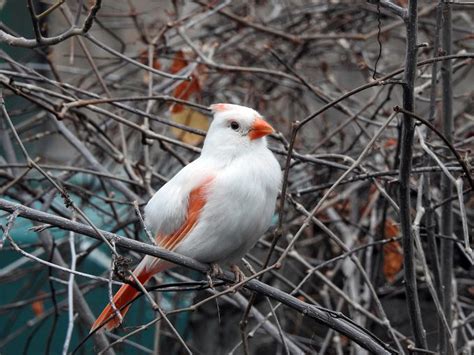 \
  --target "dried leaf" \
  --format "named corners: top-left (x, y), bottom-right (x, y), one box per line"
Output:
top-left (468, 286), bottom-right (474, 297)
top-left (169, 50), bottom-right (187, 74)
top-left (170, 107), bottom-right (209, 145)
top-left (170, 78), bottom-right (201, 114)
top-left (384, 138), bottom-right (398, 148)
top-left (31, 294), bottom-right (44, 316)
top-left (168, 50), bottom-right (208, 145)
top-left (383, 218), bottom-right (403, 283)
top-left (138, 49), bottom-right (161, 84)
top-left (169, 50), bottom-right (202, 113)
